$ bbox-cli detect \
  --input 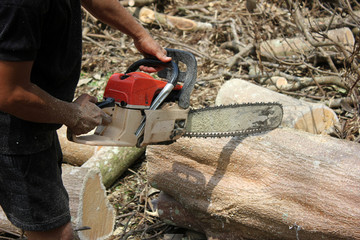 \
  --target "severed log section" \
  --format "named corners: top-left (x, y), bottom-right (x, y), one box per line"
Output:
top-left (62, 166), bottom-right (115, 240)
top-left (139, 7), bottom-right (212, 31)
top-left (0, 209), bottom-right (21, 237)
top-left (0, 166), bottom-right (115, 240)
top-left (215, 79), bottom-right (339, 135)
top-left (305, 11), bottom-right (360, 32)
top-left (146, 129), bottom-right (360, 240)
top-left (259, 27), bottom-right (354, 59)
